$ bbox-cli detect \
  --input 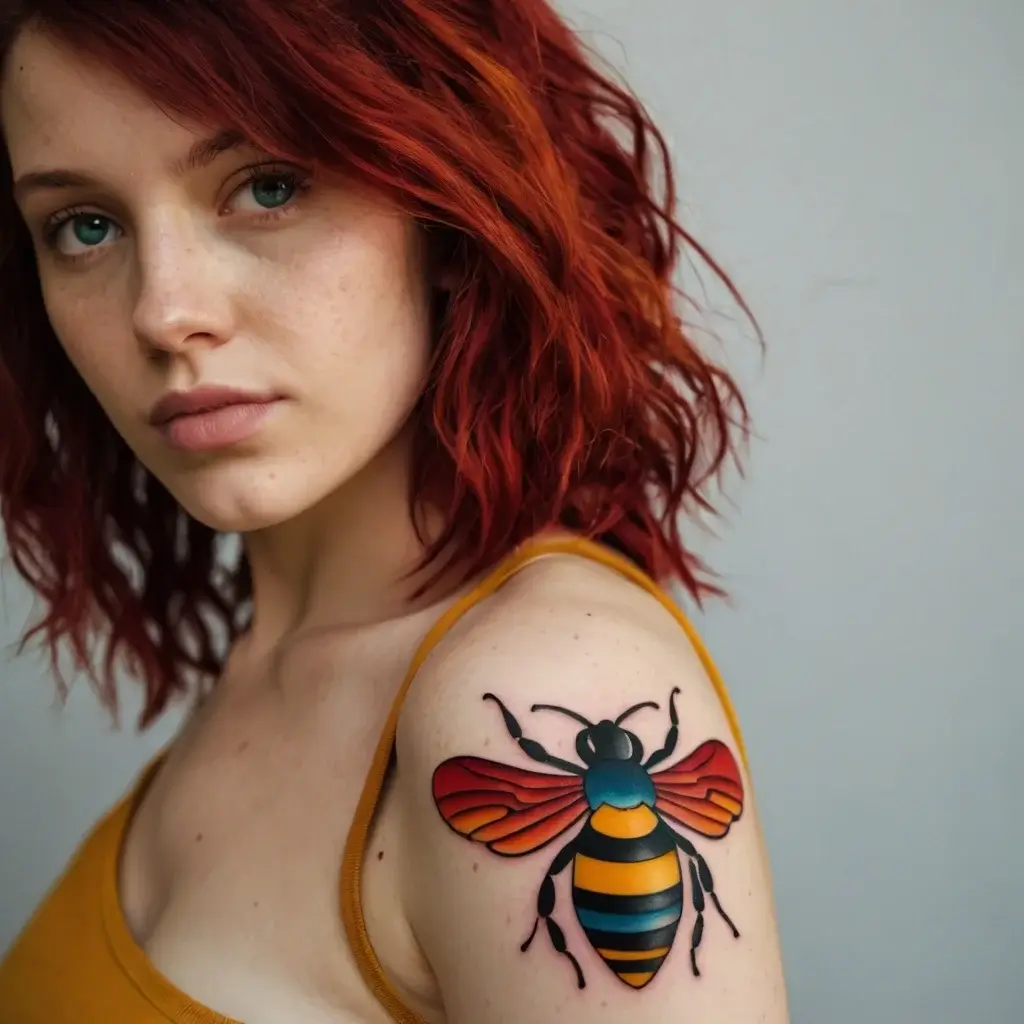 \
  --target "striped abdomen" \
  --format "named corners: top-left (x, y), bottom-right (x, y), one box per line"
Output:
top-left (571, 804), bottom-right (682, 989)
